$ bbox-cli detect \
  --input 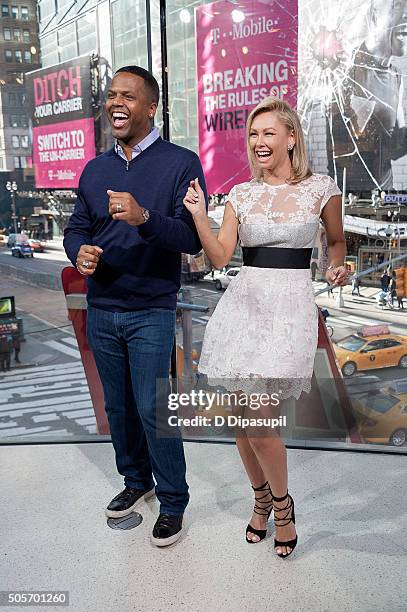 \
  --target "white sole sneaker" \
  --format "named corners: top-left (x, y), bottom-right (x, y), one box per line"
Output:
top-left (150, 527), bottom-right (183, 547)
top-left (105, 487), bottom-right (156, 518)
